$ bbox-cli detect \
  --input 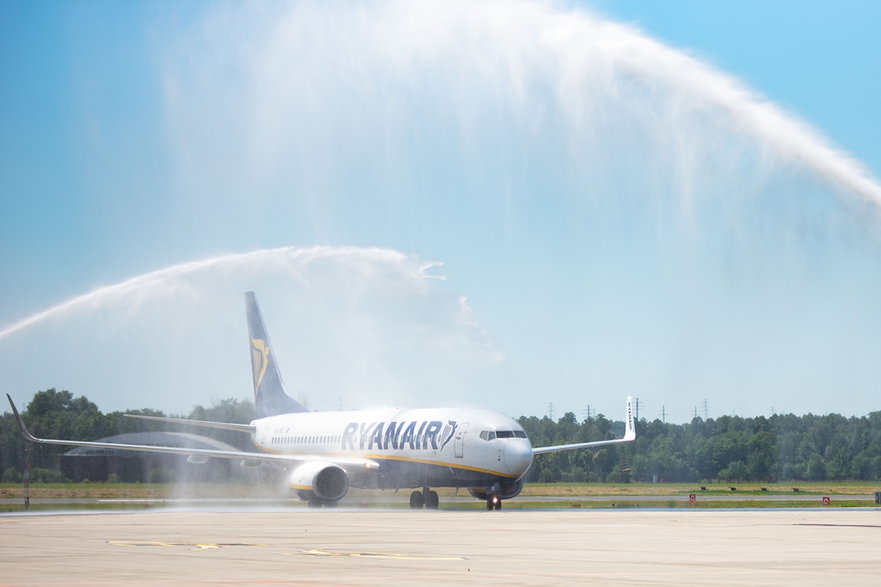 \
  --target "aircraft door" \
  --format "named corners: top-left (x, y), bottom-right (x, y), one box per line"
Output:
top-left (453, 424), bottom-right (468, 458)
